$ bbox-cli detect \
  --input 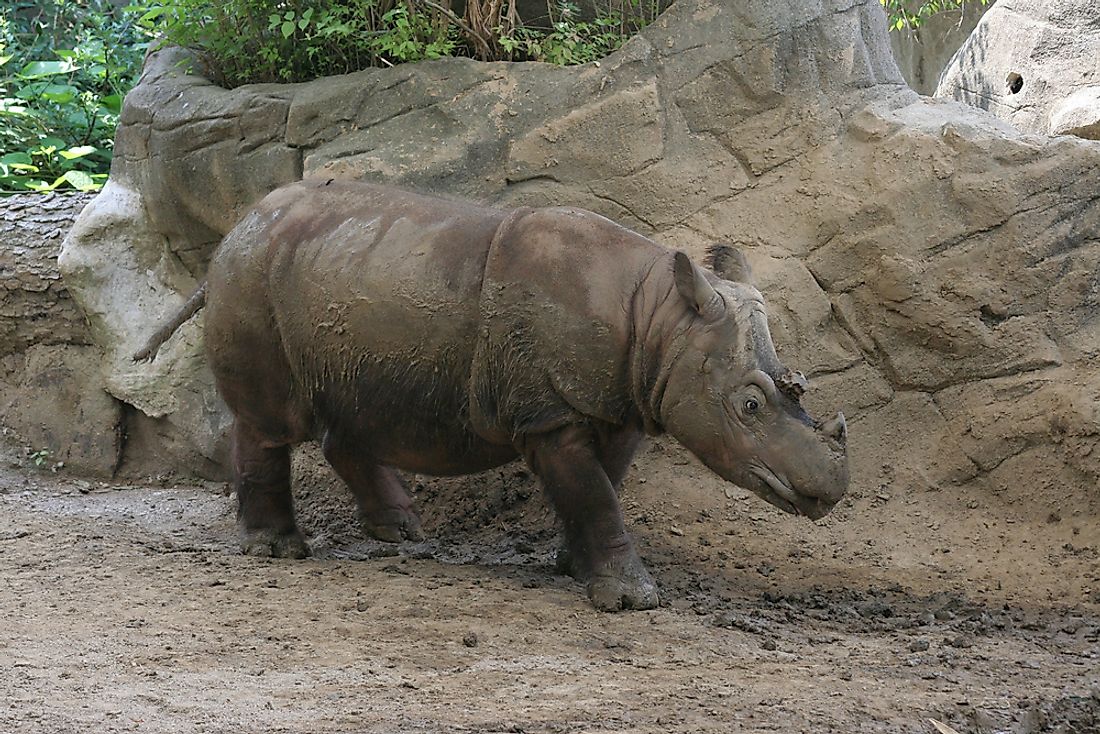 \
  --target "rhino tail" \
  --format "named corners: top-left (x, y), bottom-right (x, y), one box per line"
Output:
top-left (132, 281), bottom-right (208, 362)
